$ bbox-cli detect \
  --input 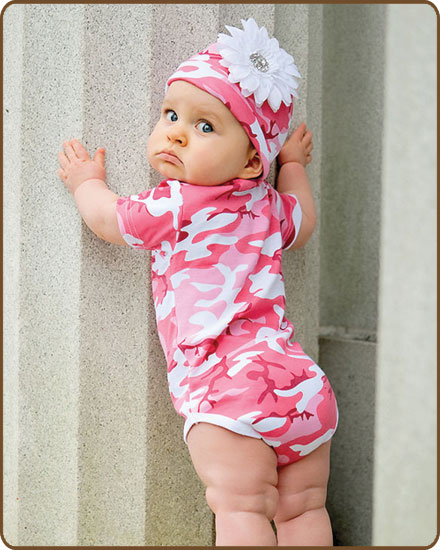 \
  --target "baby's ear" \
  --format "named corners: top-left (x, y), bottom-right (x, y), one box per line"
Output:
top-left (240, 149), bottom-right (263, 180)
